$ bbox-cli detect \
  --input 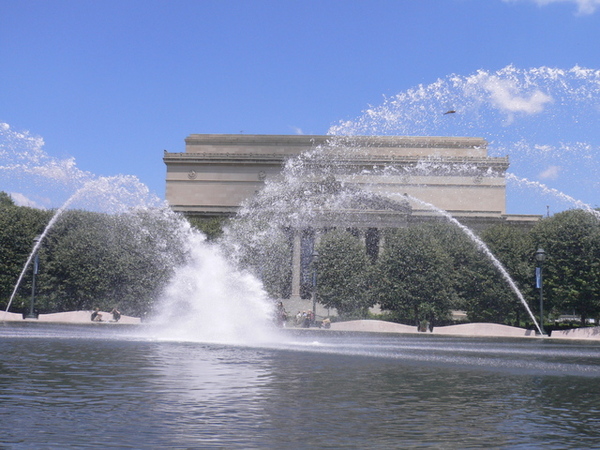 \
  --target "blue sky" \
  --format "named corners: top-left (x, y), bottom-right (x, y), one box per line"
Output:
top-left (1, 0), bottom-right (599, 215)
